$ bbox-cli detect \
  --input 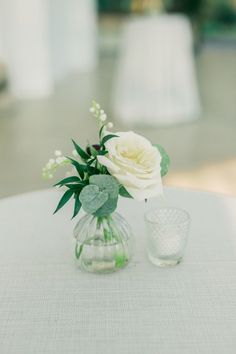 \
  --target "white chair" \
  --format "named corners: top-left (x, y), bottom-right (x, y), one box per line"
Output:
top-left (113, 14), bottom-right (201, 126)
